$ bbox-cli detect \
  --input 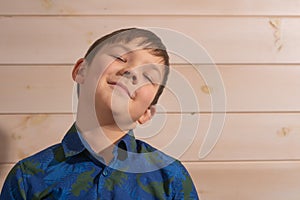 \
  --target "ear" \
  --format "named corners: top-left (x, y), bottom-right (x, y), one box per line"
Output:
top-left (72, 58), bottom-right (87, 84)
top-left (138, 106), bottom-right (156, 124)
